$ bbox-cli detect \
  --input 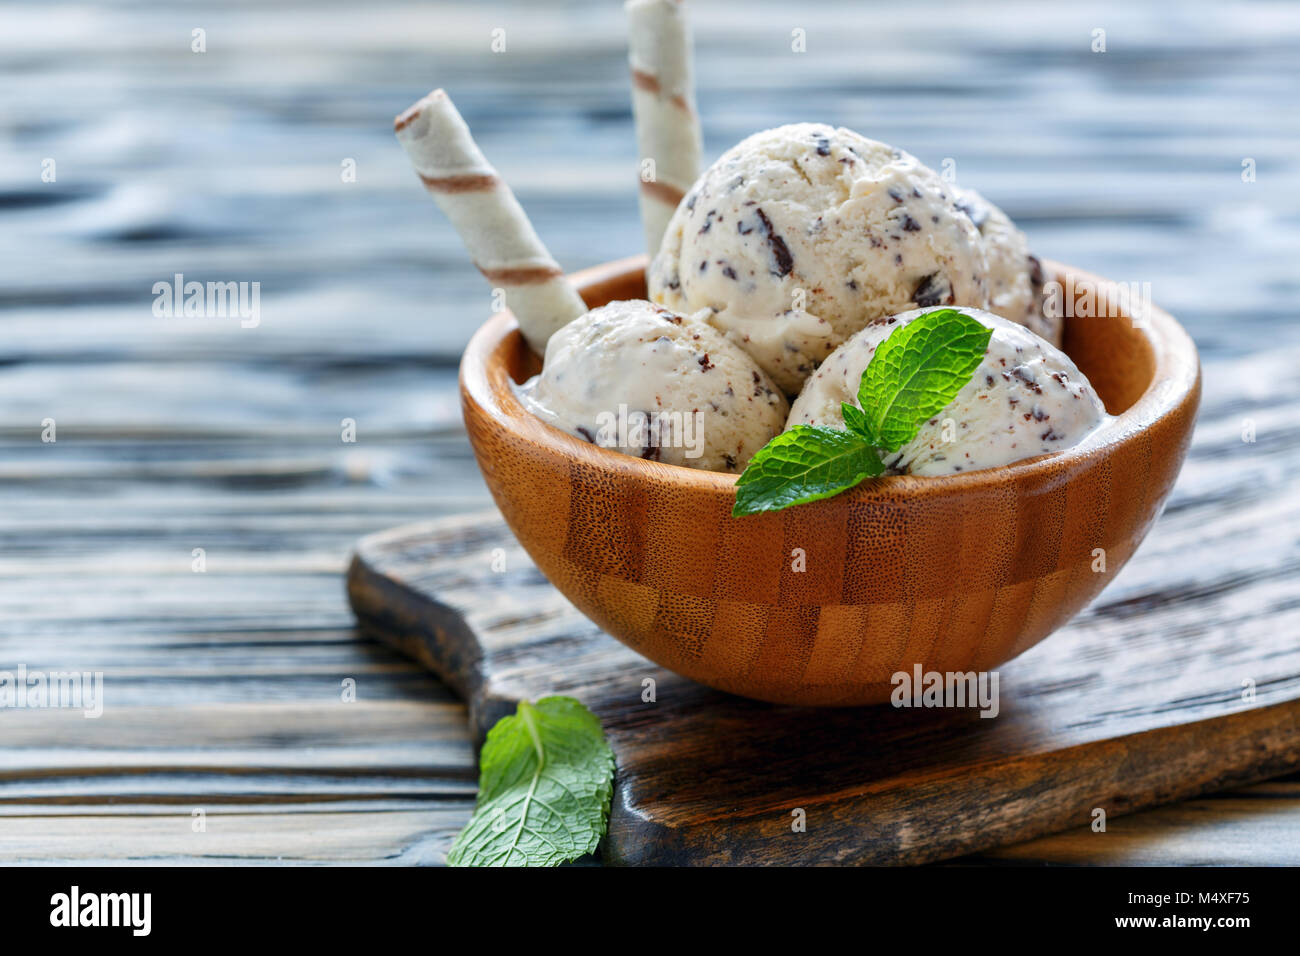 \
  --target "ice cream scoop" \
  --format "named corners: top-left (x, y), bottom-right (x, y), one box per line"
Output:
top-left (787, 306), bottom-right (1107, 476)
top-left (648, 123), bottom-right (991, 394)
top-left (517, 299), bottom-right (788, 473)
top-left (954, 188), bottom-right (1061, 346)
